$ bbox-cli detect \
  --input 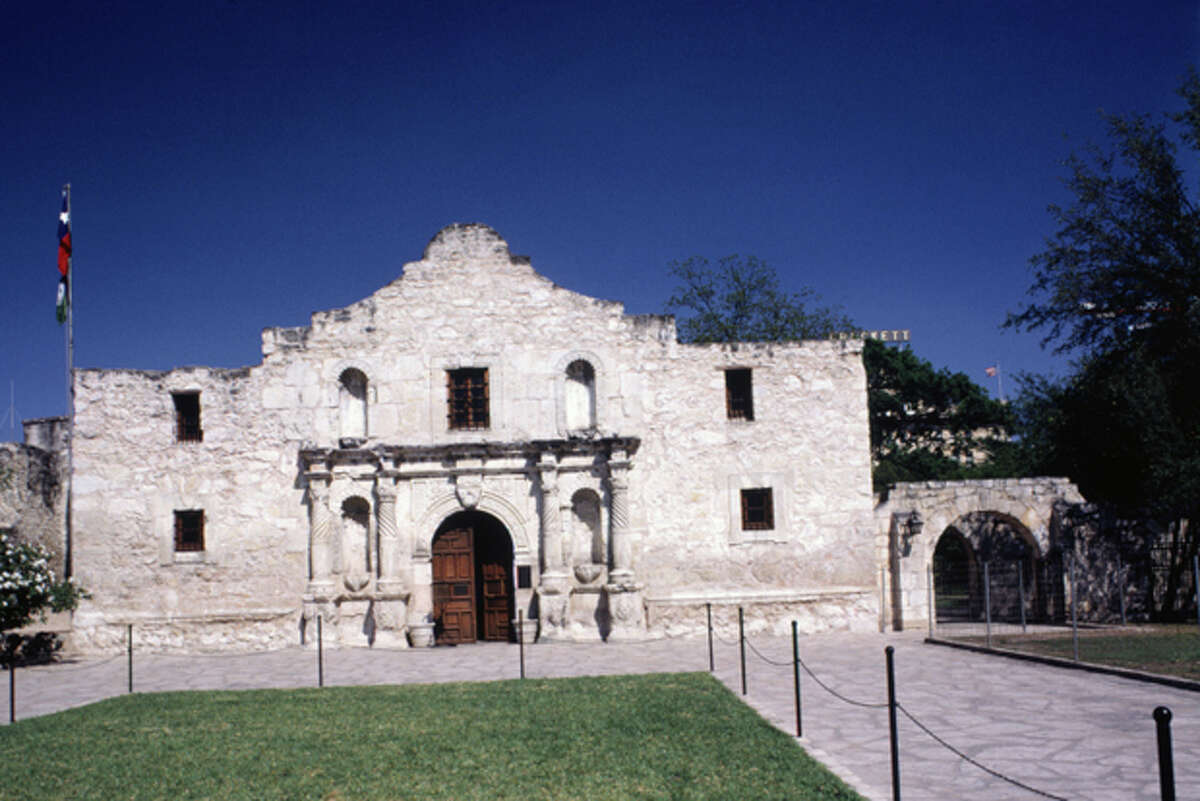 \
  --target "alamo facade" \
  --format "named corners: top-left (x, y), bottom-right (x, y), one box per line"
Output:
top-left (20, 224), bottom-right (891, 651)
